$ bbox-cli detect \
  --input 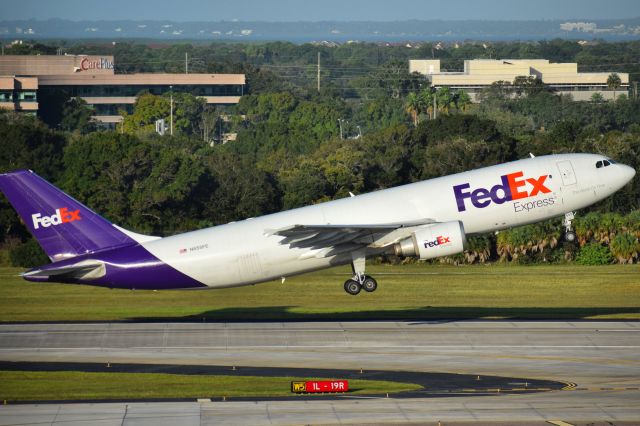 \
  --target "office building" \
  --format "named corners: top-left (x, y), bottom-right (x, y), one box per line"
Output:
top-left (409, 59), bottom-right (629, 102)
top-left (0, 54), bottom-right (245, 126)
